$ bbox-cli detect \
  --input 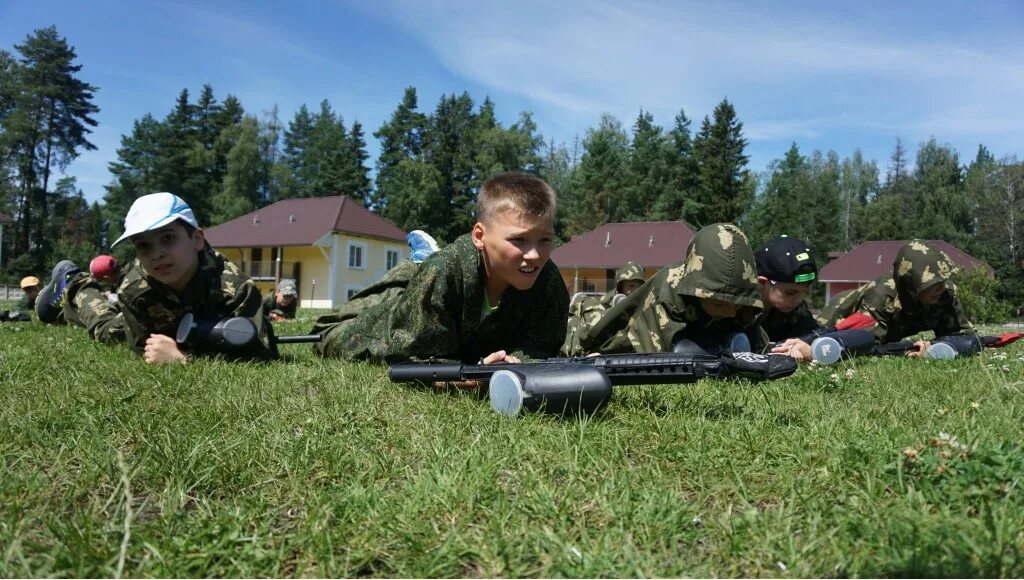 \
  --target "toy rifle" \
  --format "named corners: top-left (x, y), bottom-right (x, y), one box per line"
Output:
top-left (771, 326), bottom-right (1020, 364)
top-left (176, 312), bottom-right (321, 358)
top-left (390, 349), bottom-right (797, 416)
